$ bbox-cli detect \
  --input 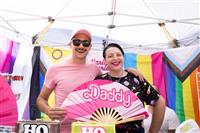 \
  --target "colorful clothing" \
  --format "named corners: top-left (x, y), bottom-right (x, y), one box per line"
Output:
top-left (44, 60), bottom-right (101, 133)
top-left (95, 71), bottom-right (159, 133)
